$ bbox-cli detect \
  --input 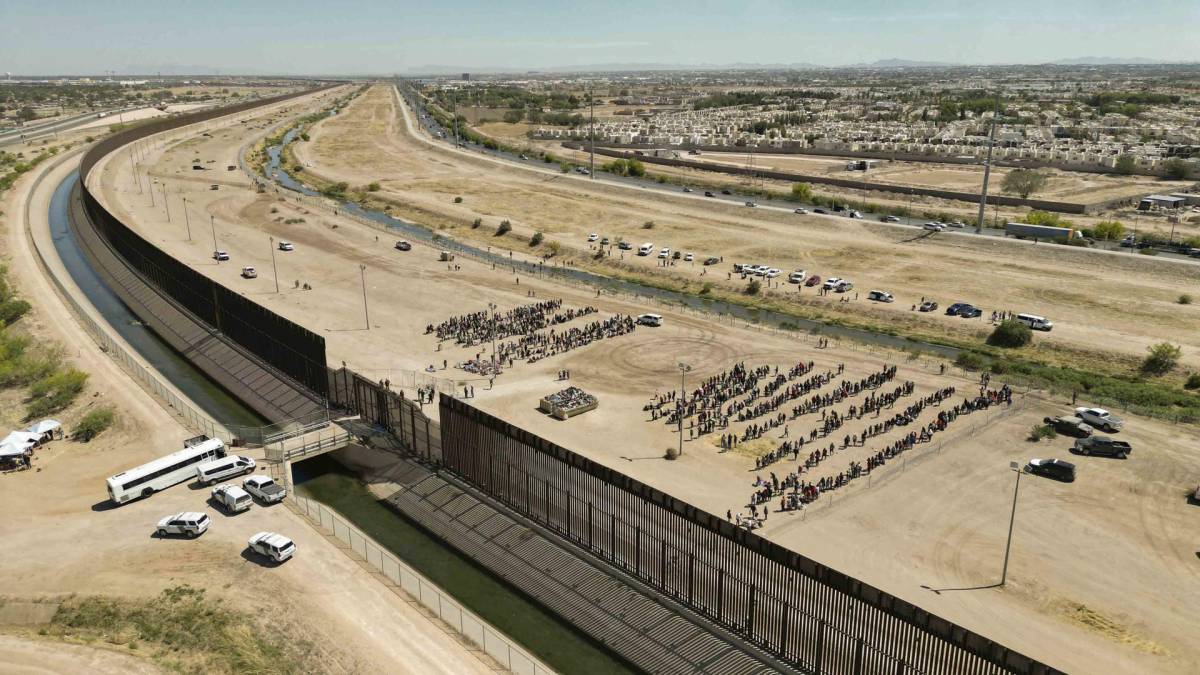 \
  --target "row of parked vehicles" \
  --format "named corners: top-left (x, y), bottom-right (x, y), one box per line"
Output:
top-left (1026, 408), bottom-right (1128, 483)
